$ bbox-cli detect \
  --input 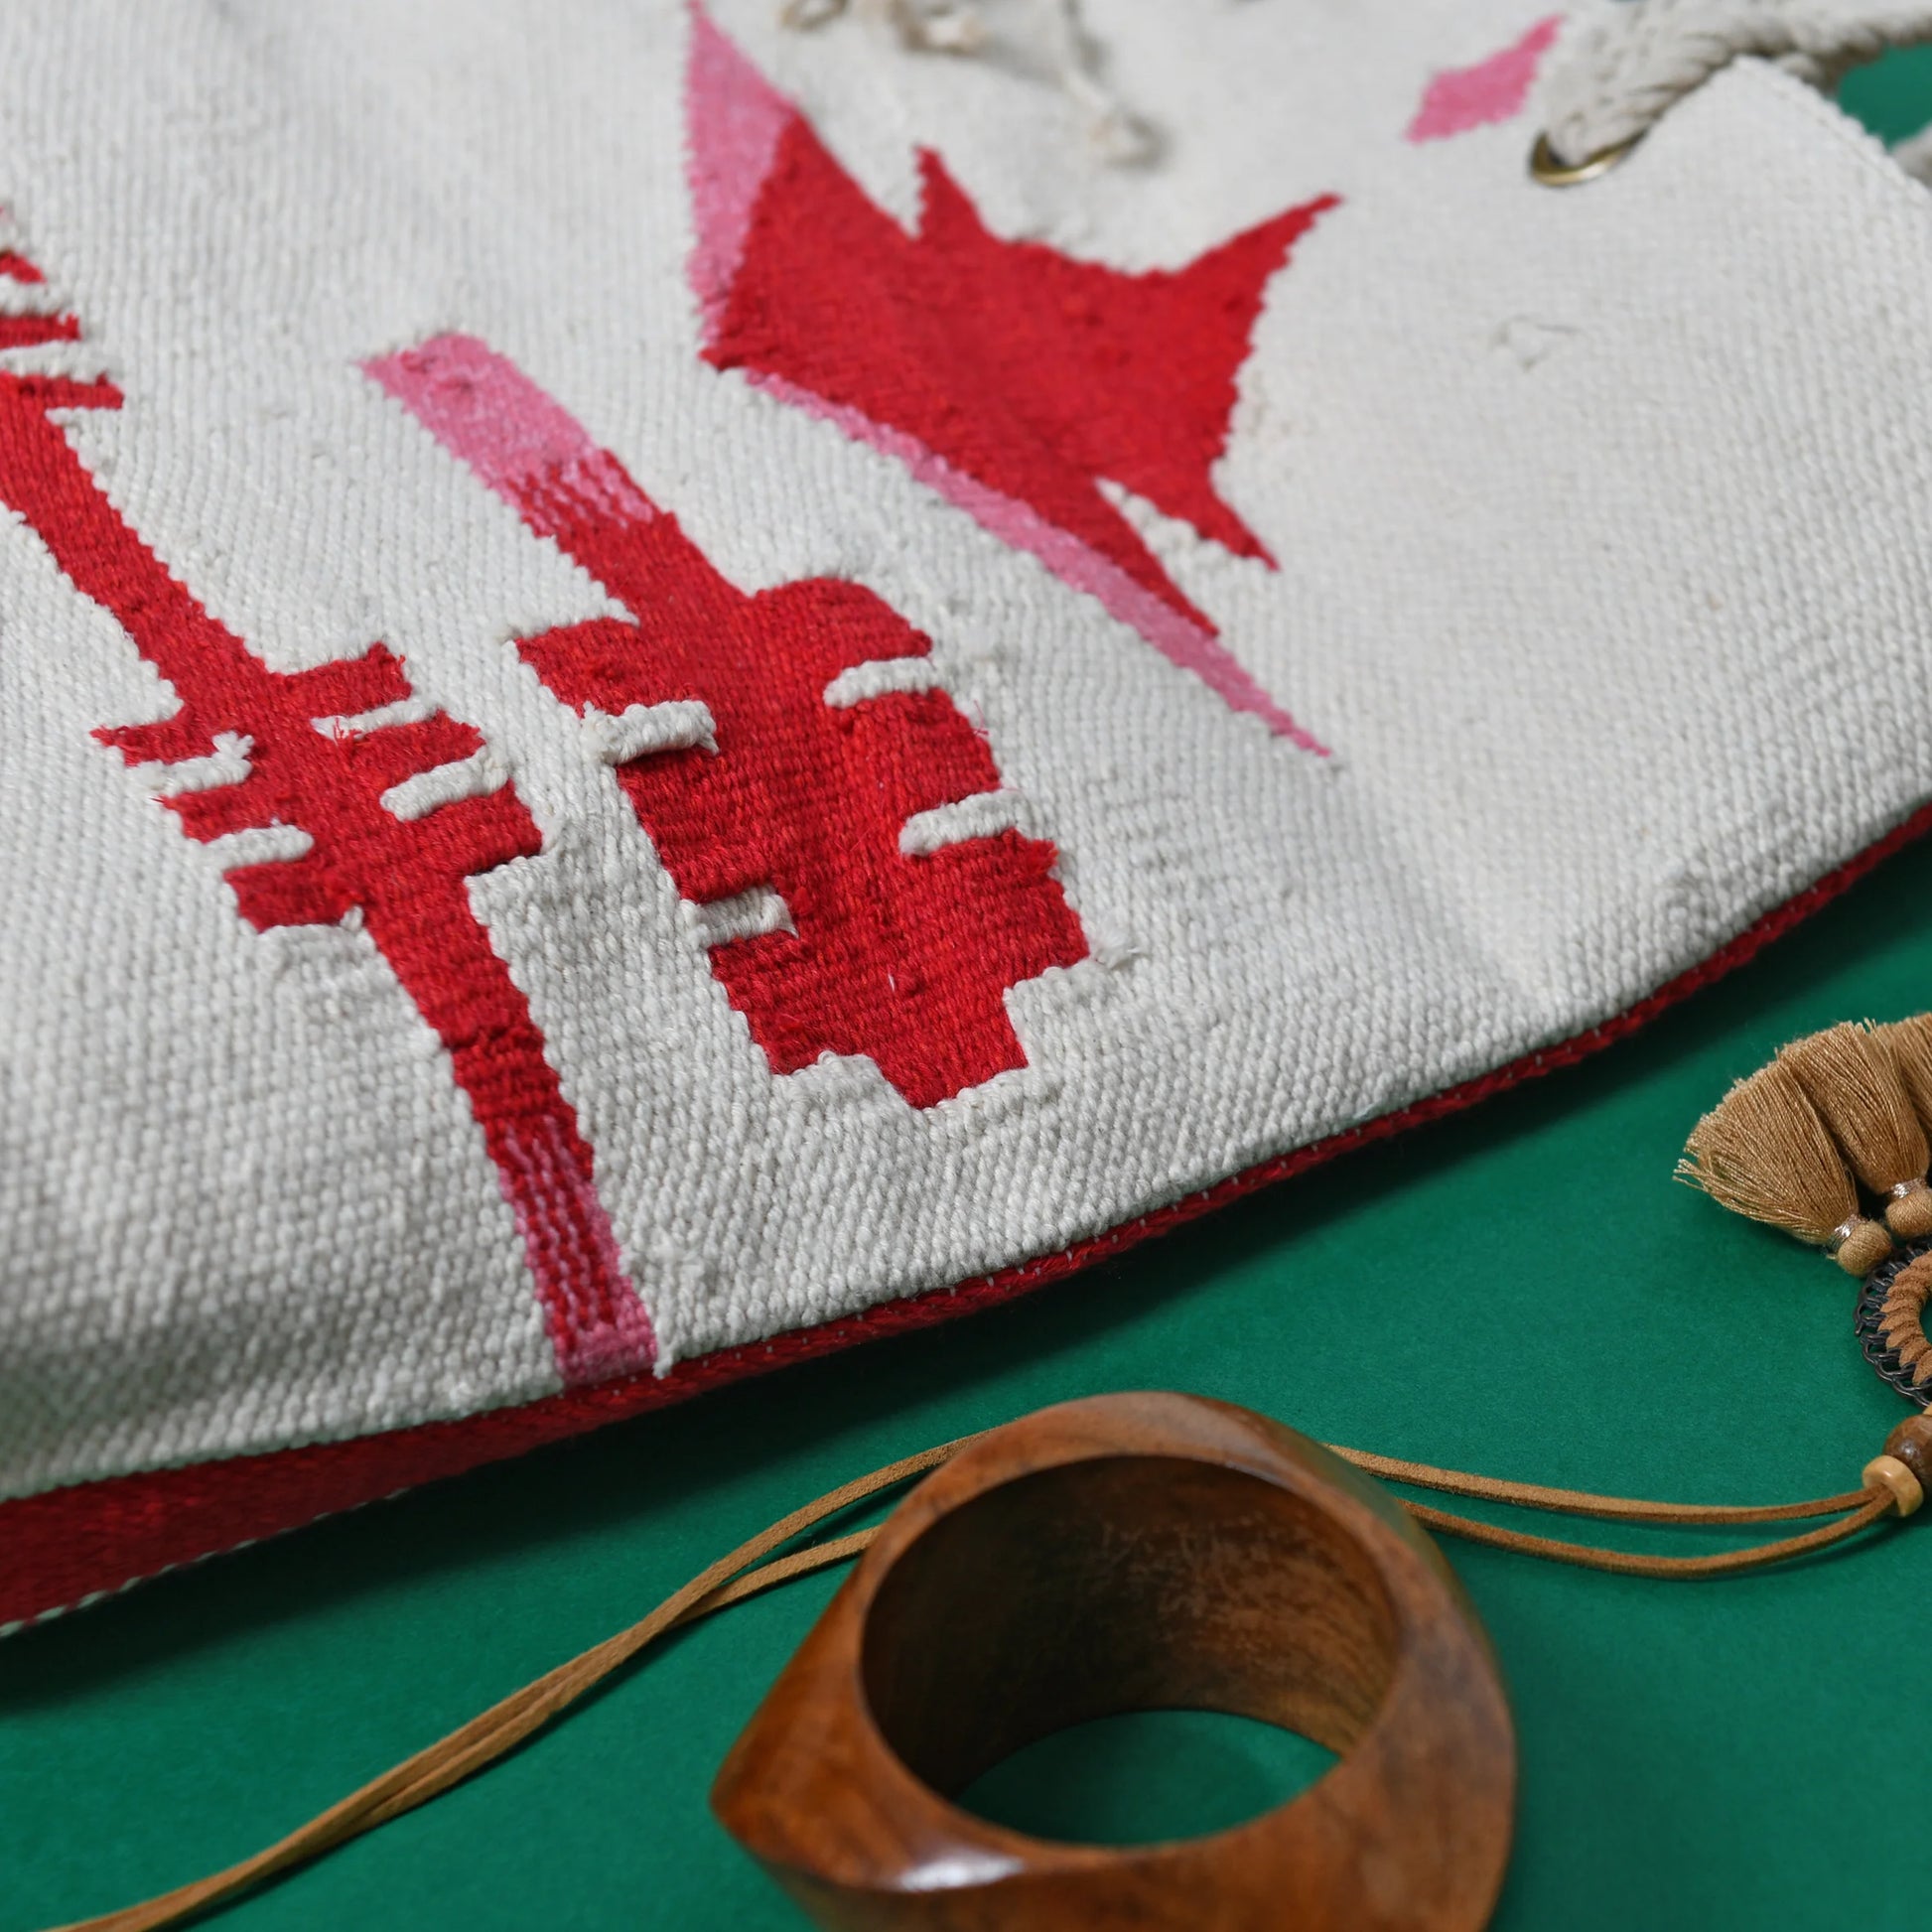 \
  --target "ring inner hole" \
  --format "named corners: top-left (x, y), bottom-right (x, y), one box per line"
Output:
top-left (860, 1454), bottom-right (1398, 1823)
